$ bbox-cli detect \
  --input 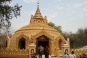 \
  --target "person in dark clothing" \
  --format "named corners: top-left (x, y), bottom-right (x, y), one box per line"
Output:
top-left (45, 46), bottom-right (49, 58)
